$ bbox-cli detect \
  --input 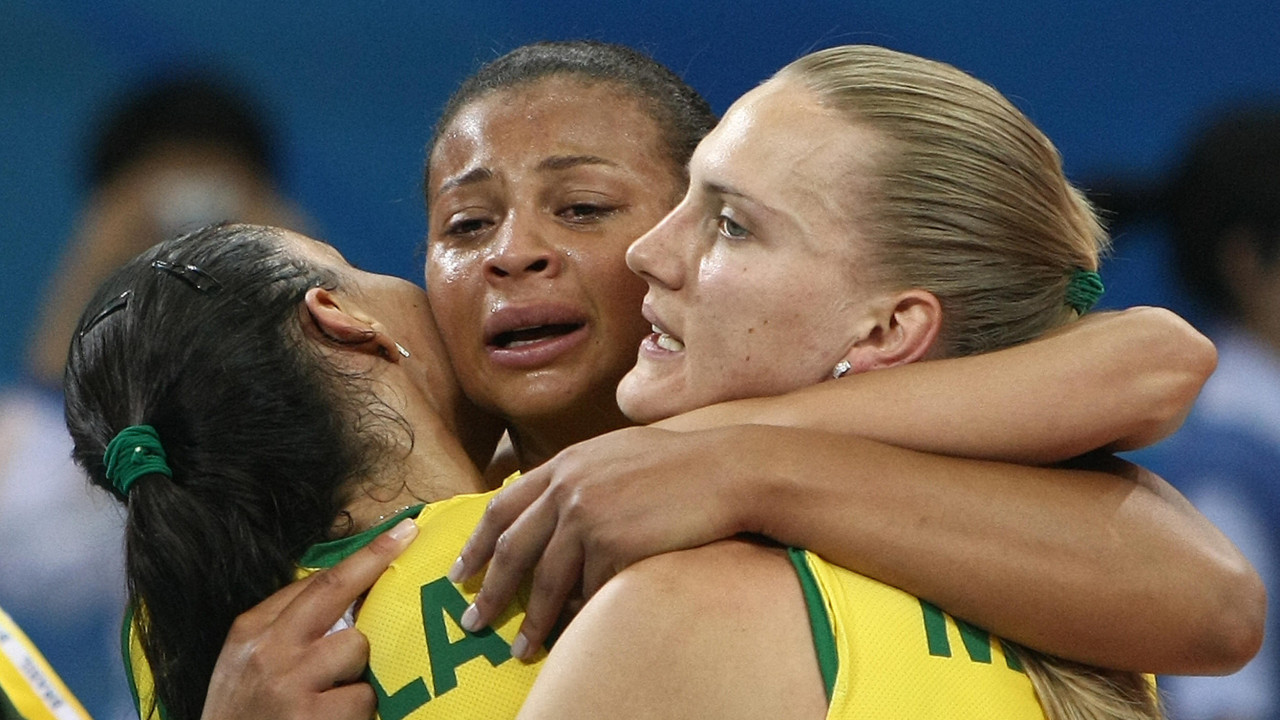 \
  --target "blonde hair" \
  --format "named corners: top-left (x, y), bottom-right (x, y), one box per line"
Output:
top-left (1011, 645), bottom-right (1163, 720)
top-left (776, 45), bottom-right (1109, 358)
top-left (778, 46), bottom-right (1157, 720)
